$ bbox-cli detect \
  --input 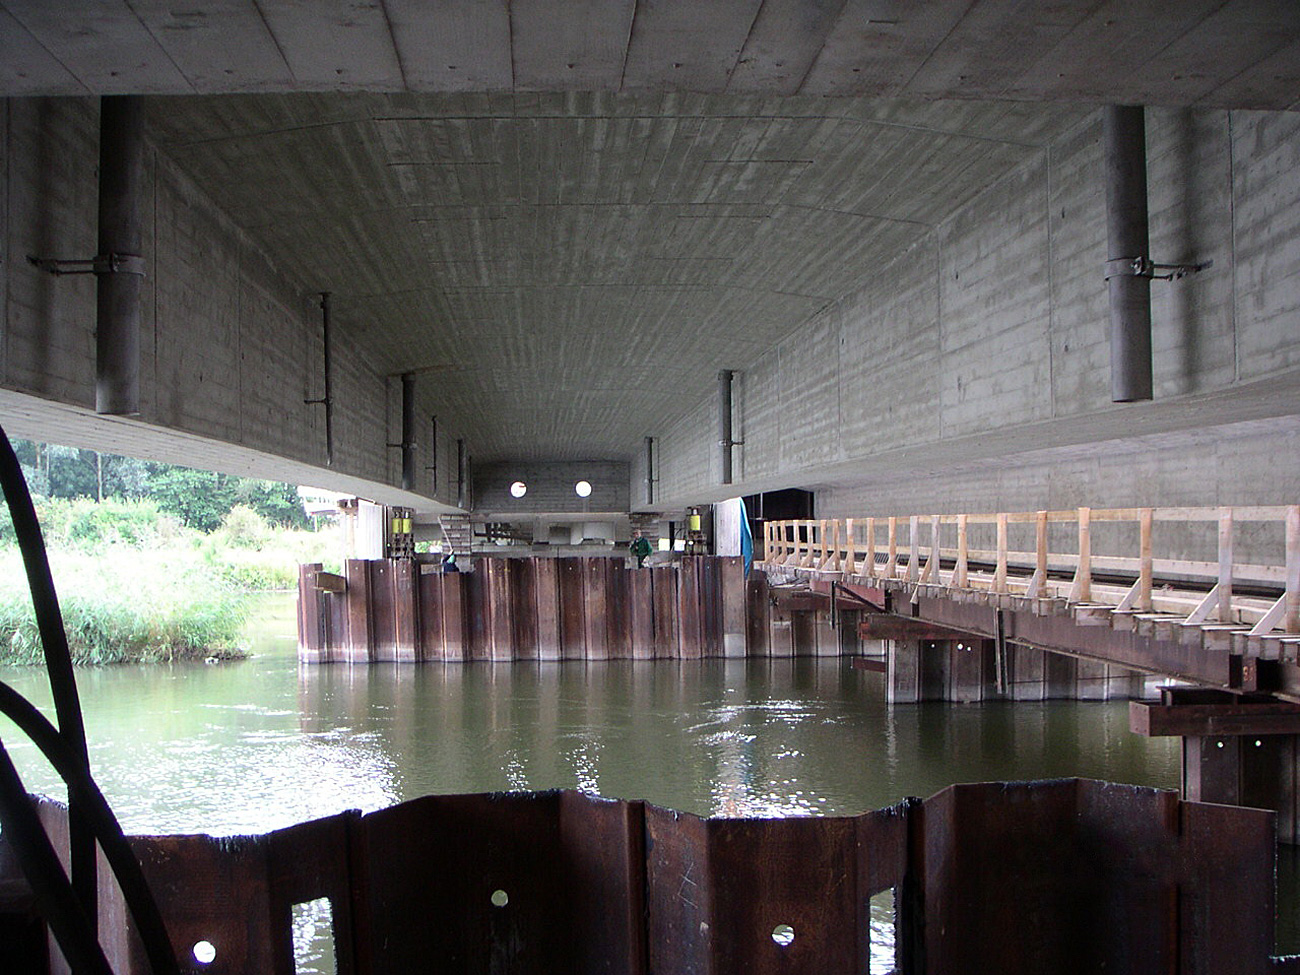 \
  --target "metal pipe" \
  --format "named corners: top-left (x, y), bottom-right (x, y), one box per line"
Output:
top-left (1104, 105), bottom-right (1153, 403)
top-left (96, 96), bottom-right (145, 416)
top-left (645, 436), bottom-right (655, 505)
top-left (456, 437), bottom-right (466, 509)
top-left (305, 293), bottom-right (335, 465)
top-left (717, 369), bottom-right (734, 484)
top-left (400, 373), bottom-right (416, 491)
top-left (427, 415), bottom-right (438, 493)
